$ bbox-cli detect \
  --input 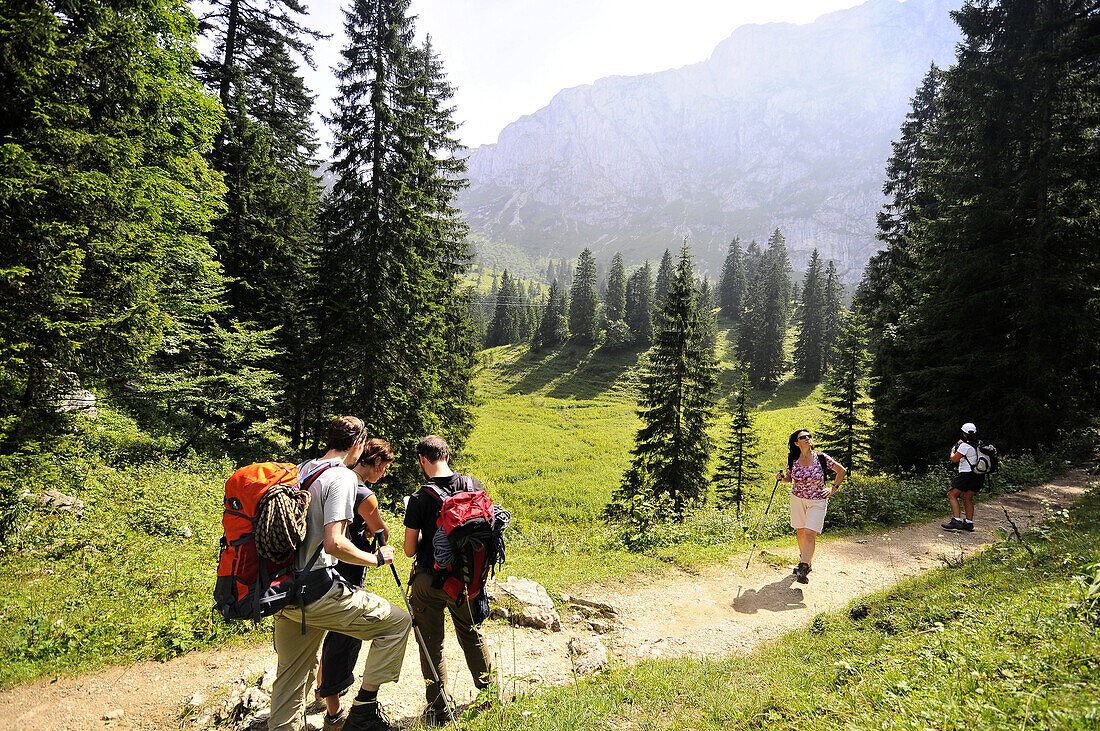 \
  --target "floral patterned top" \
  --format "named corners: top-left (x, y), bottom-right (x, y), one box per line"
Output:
top-left (790, 451), bottom-right (841, 500)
